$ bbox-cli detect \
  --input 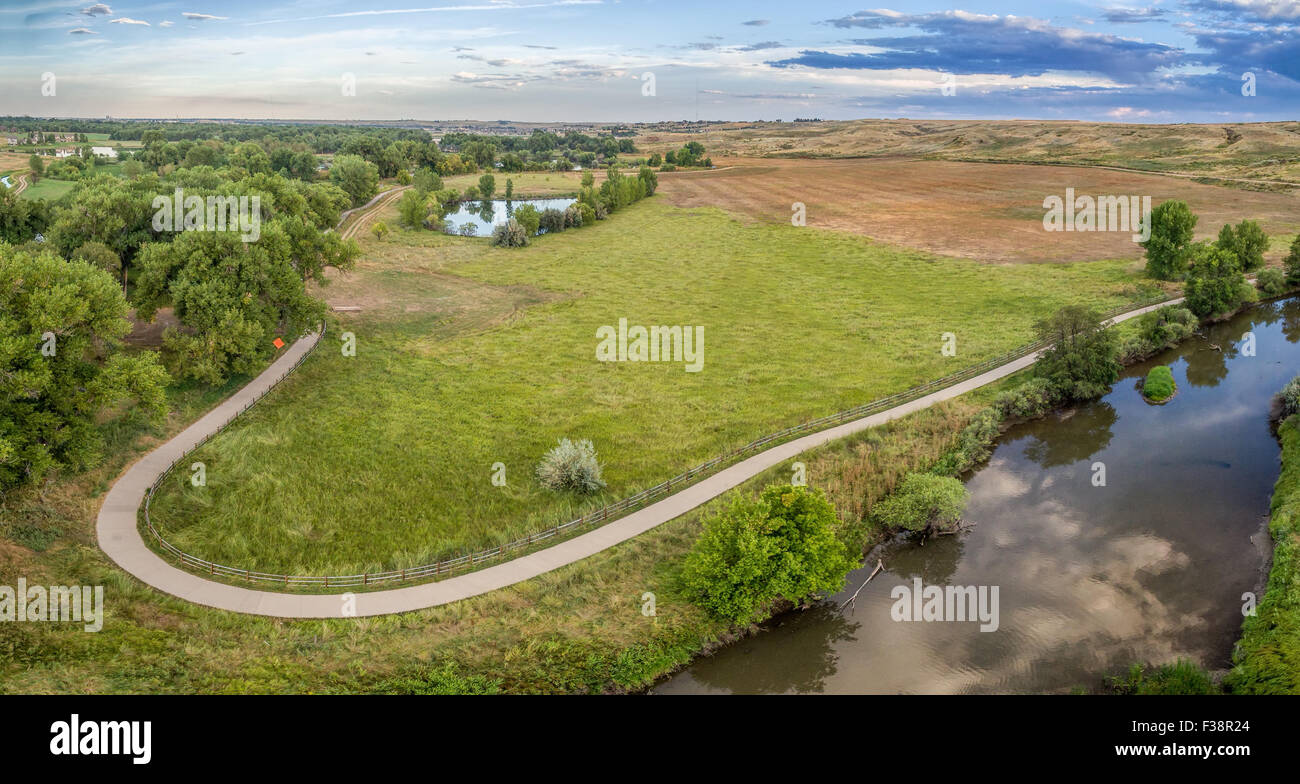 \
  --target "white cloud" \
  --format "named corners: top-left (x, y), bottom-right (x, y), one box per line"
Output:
top-left (81, 3), bottom-right (111, 16)
top-left (182, 12), bottom-right (228, 21)
top-left (110, 17), bottom-right (150, 26)
top-left (68, 27), bottom-right (97, 34)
